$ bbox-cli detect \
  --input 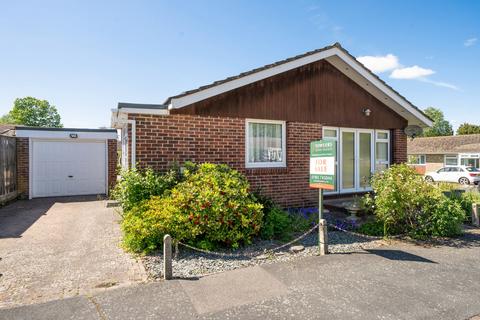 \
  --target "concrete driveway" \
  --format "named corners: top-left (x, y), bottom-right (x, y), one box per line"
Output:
top-left (0, 196), bottom-right (146, 309)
